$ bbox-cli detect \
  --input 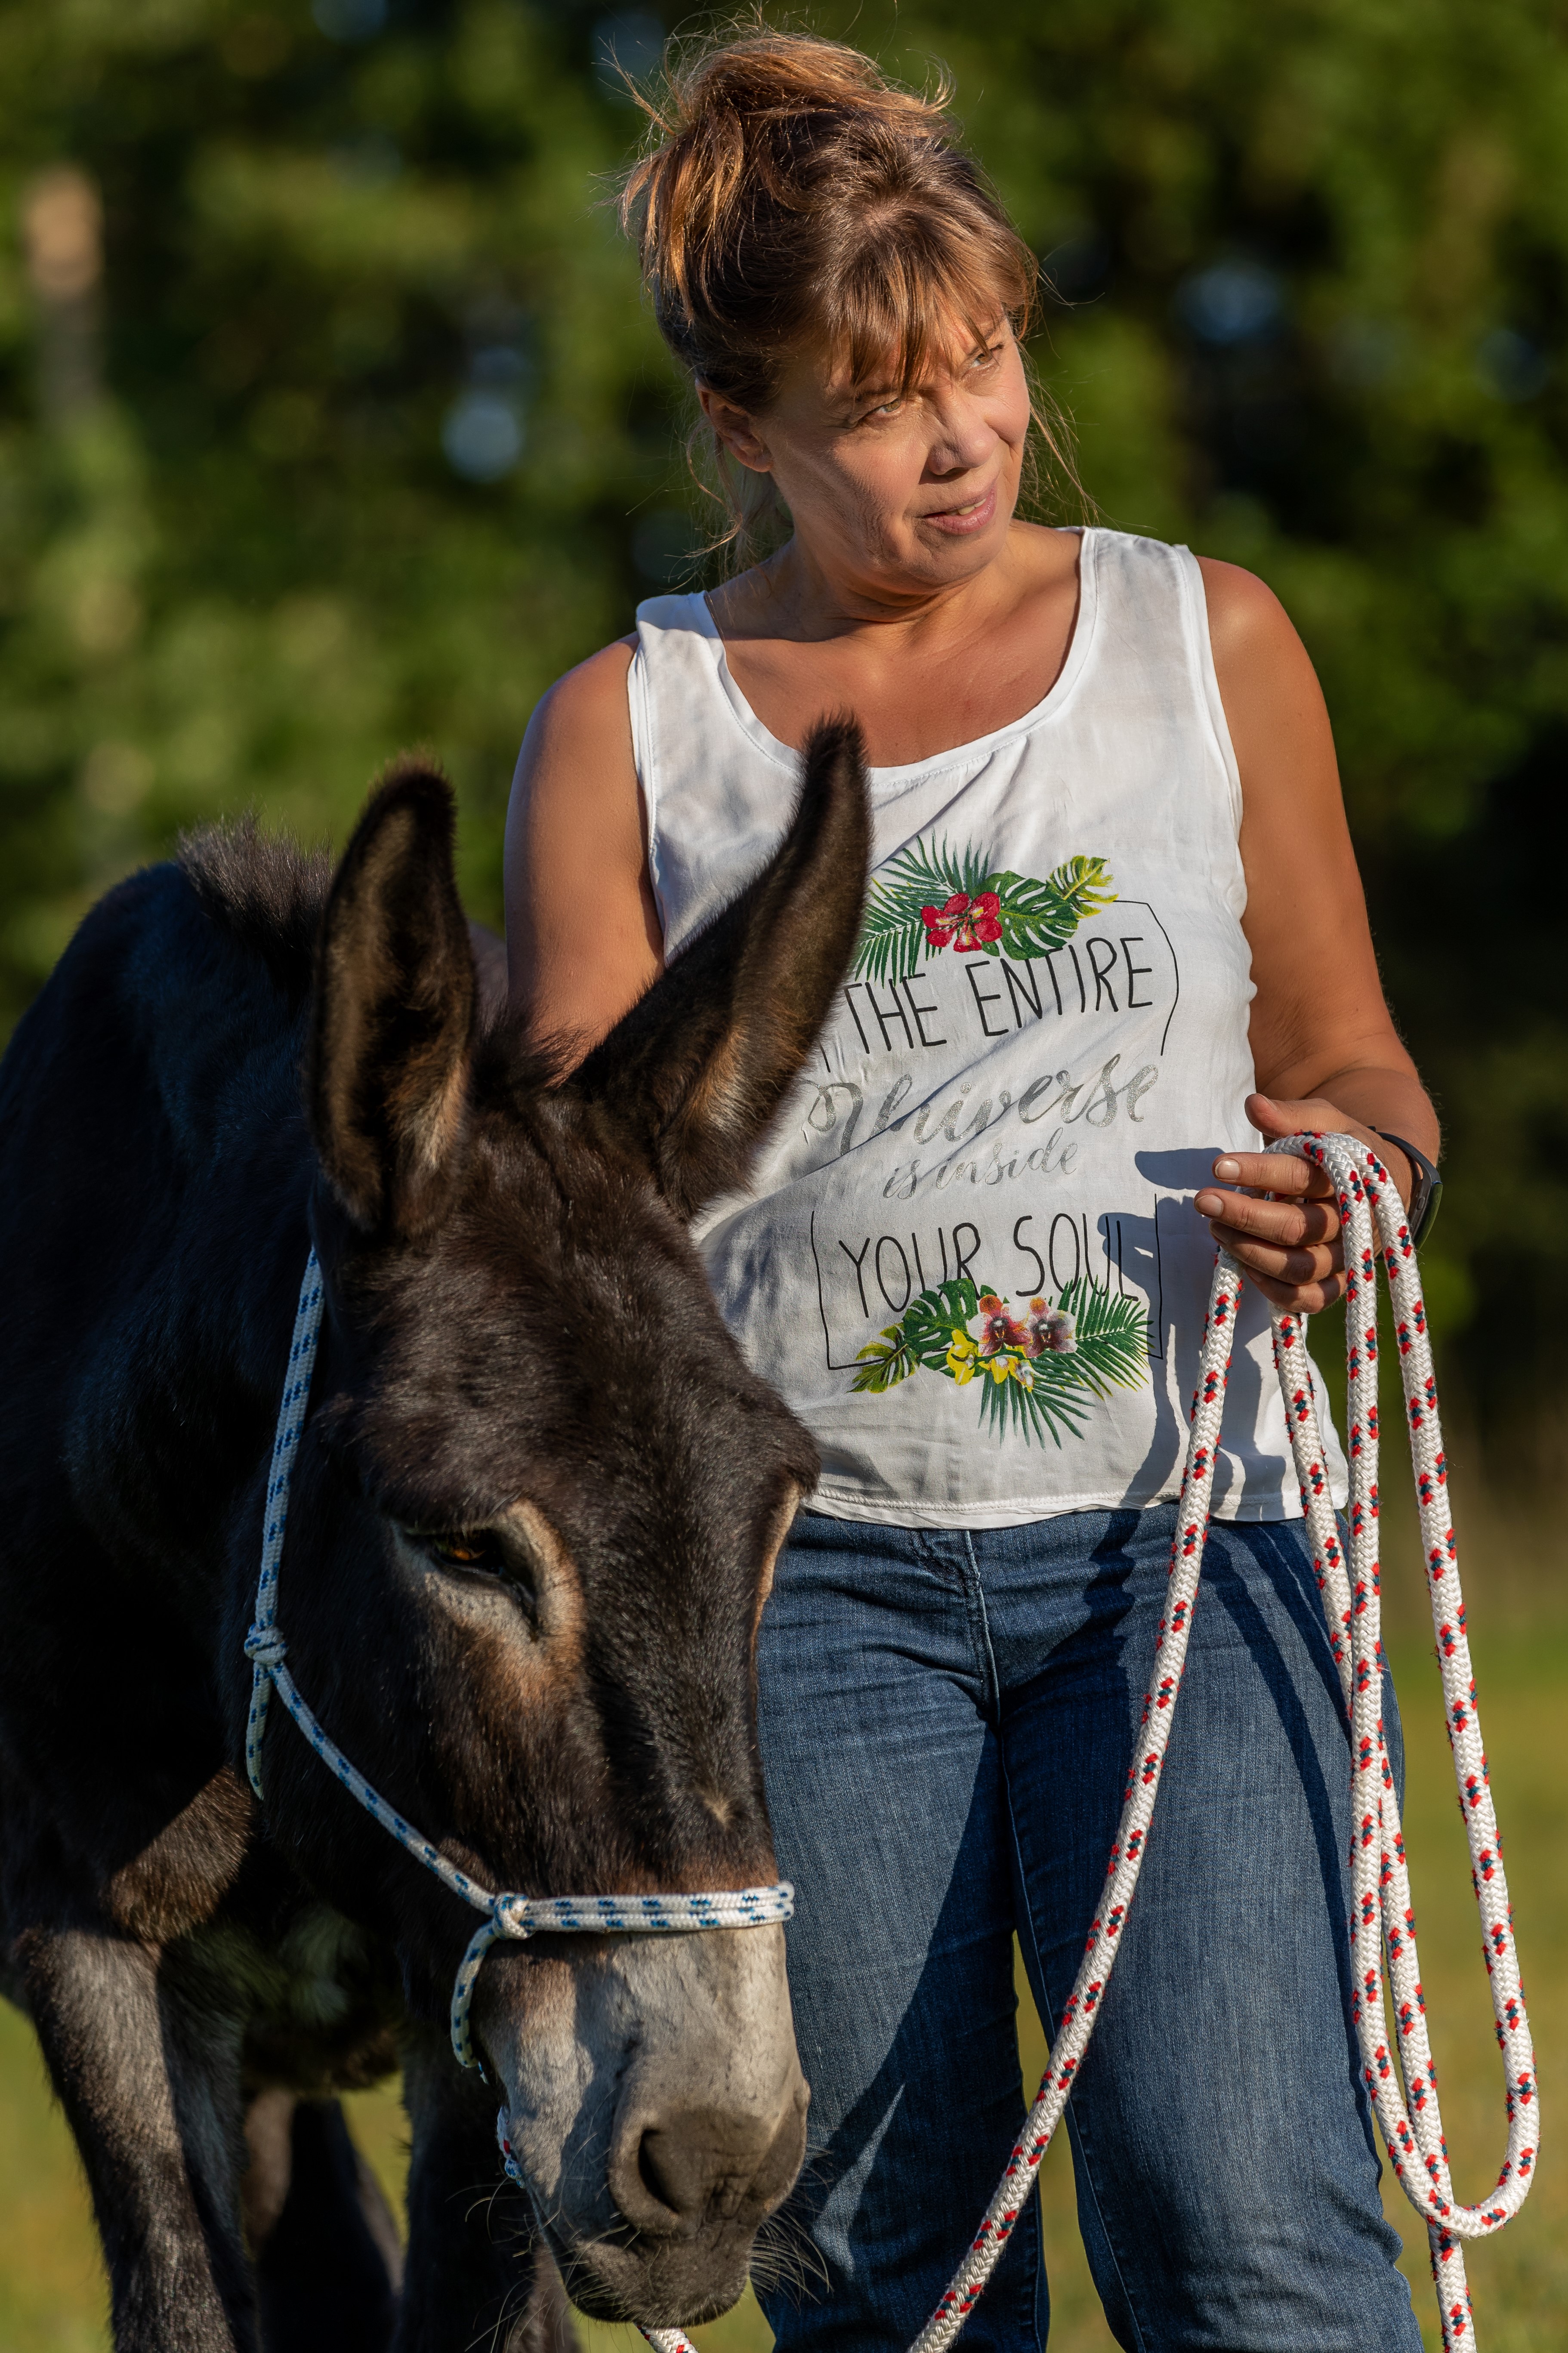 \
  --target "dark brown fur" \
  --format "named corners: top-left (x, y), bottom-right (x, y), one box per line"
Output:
top-left (0, 721), bottom-right (869, 2351)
